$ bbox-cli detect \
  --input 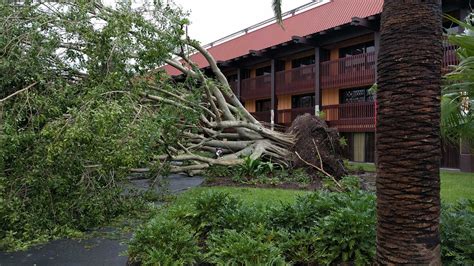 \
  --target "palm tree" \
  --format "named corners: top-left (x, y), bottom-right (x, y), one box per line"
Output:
top-left (374, 1), bottom-right (442, 263)
top-left (273, 0), bottom-right (443, 264)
